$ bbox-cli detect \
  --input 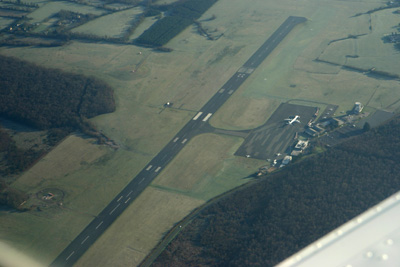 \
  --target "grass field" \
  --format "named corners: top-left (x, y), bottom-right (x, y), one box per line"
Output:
top-left (76, 133), bottom-right (264, 266)
top-left (2, 135), bottom-right (153, 264)
top-left (1, 0), bottom-right (400, 265)
top-left (76, 187), bottom-right (204, 267)
top-left (0, 17), bottom-right (14, 30)
top-left (153, 134), bottom-right (263, 200)
top-left (153, 0), bottom-right (180, 5)
top-left (210, 95), bottom-right (281, 130)
top-left (72, 7), bottom-right (143, 38)
top-left (28, 1), bottom-right (106, 23)
top-left (320, 9), bottom-right (400, 77)
top-left (129, 15), bottom-right (158, 40)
